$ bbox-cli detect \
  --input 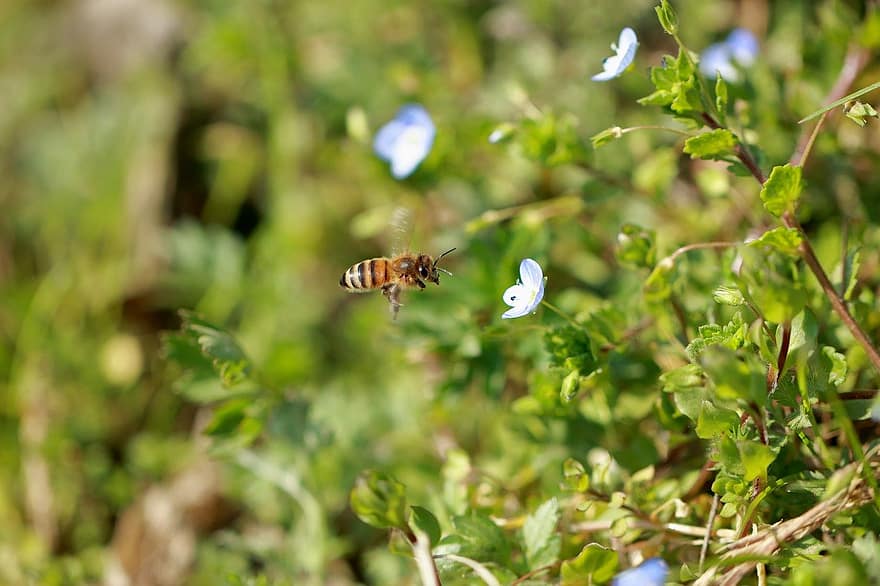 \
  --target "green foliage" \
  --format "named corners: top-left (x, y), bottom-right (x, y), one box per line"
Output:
top-left (760, 164), bottom-right (804, 217)
top-left (350, 471), bottom-right (409, 530)
top-left (5, 0), bottom-right (880, 584)
top-left (683, 129), bottom-right (737, 160)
